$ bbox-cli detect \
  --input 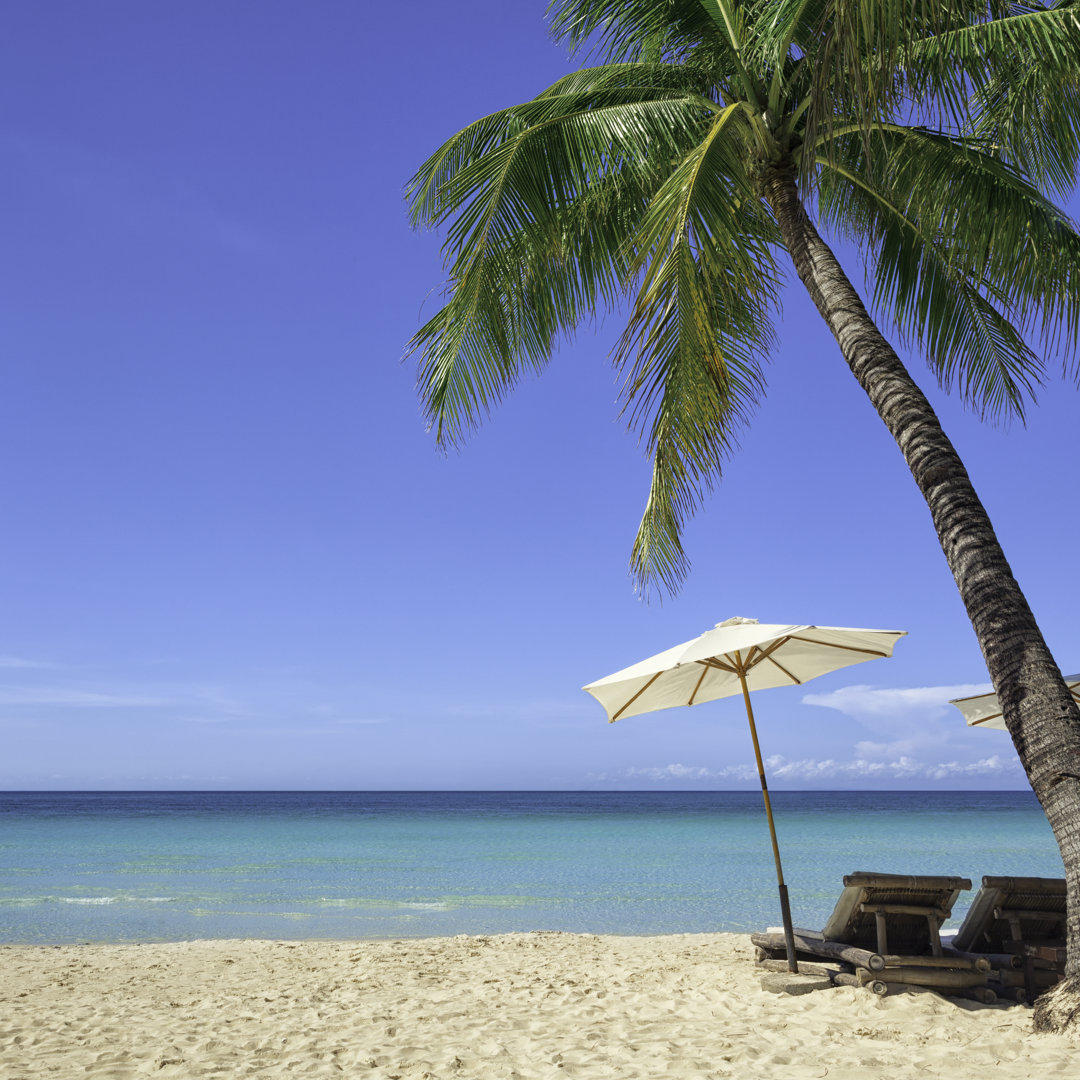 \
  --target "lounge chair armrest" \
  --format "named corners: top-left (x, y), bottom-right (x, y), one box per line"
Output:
top-left (858, 903), bottom-right (950, 921)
